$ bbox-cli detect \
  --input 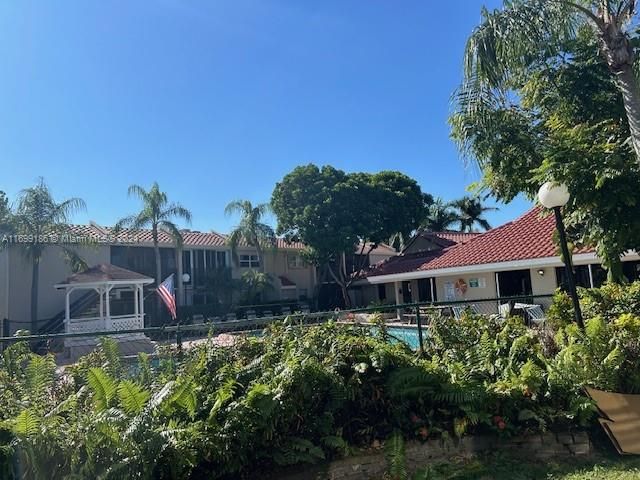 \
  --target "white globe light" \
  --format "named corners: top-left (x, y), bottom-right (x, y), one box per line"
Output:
top-left (181, 273), bottom-right (191, 283)
top-left (537, 182), bottom-right (570, 208)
